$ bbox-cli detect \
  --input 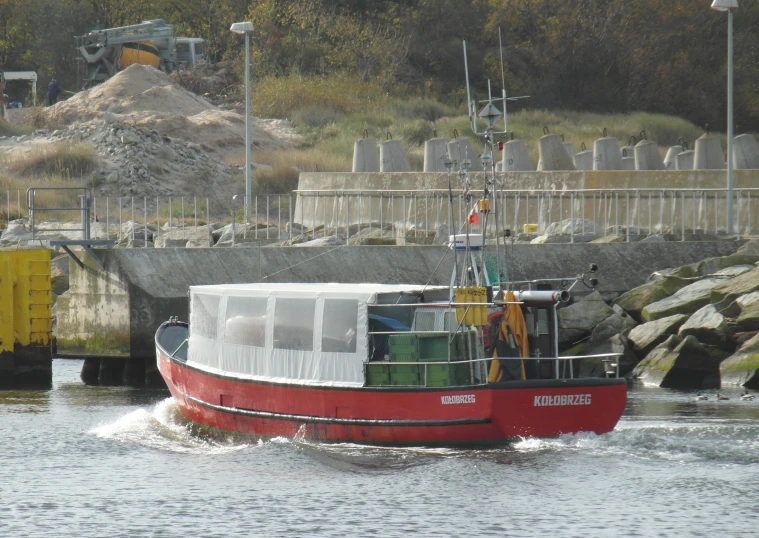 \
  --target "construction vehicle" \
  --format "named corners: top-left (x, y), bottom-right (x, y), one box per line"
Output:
top-left (75, 19), bottom-right (206, 88)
